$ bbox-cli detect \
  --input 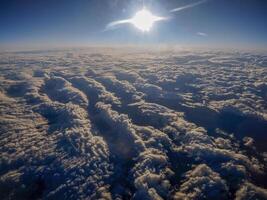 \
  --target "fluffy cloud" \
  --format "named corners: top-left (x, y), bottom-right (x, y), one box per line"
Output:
top-left (70, 76), bottom-right (121, 106)
top-left (42, 76), bottom-right (88, 107)
top-left (235, 182), bottom-right (267, 200)
top-left (0, 48), bottom-right (266, 199)
top-left (173, 164), bottom-right (229, 200)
